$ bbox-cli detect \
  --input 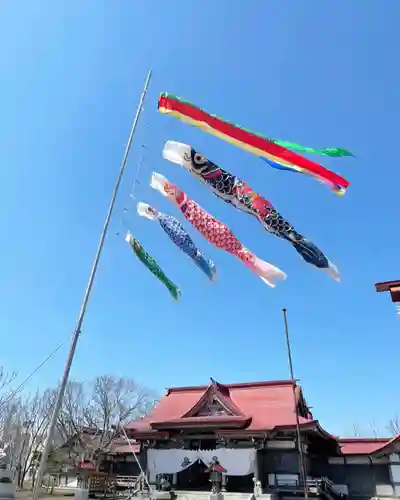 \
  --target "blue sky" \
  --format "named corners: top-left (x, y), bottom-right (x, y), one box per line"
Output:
top-left (1, 0), bottom-right (399, 437)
